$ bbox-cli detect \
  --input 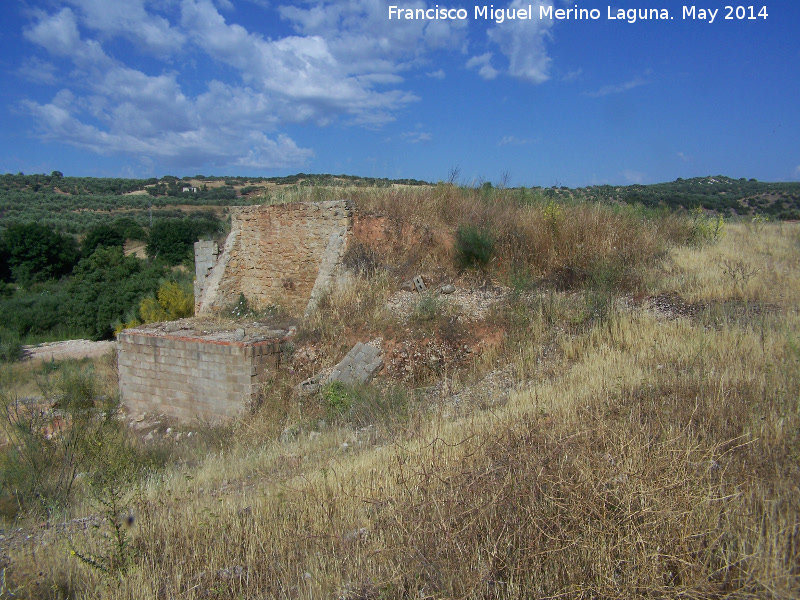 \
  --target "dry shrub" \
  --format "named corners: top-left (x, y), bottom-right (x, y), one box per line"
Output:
top-left (297, 271), bottom-right (393, 359)
top-left (351, 186), bottom-right (668, 293)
